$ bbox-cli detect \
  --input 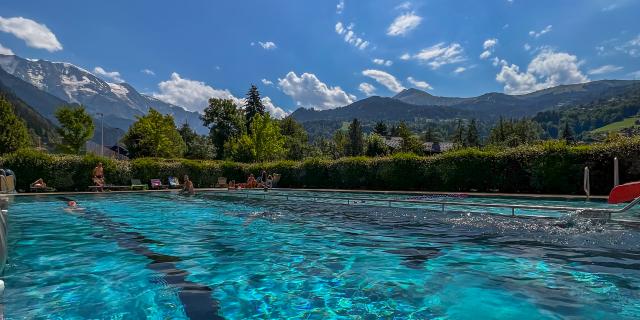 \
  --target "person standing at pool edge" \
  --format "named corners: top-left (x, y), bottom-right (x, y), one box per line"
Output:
top-left (181, 175), bottom-right (195, 195)
top-left (92, 162), bottom-right (105, 192)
